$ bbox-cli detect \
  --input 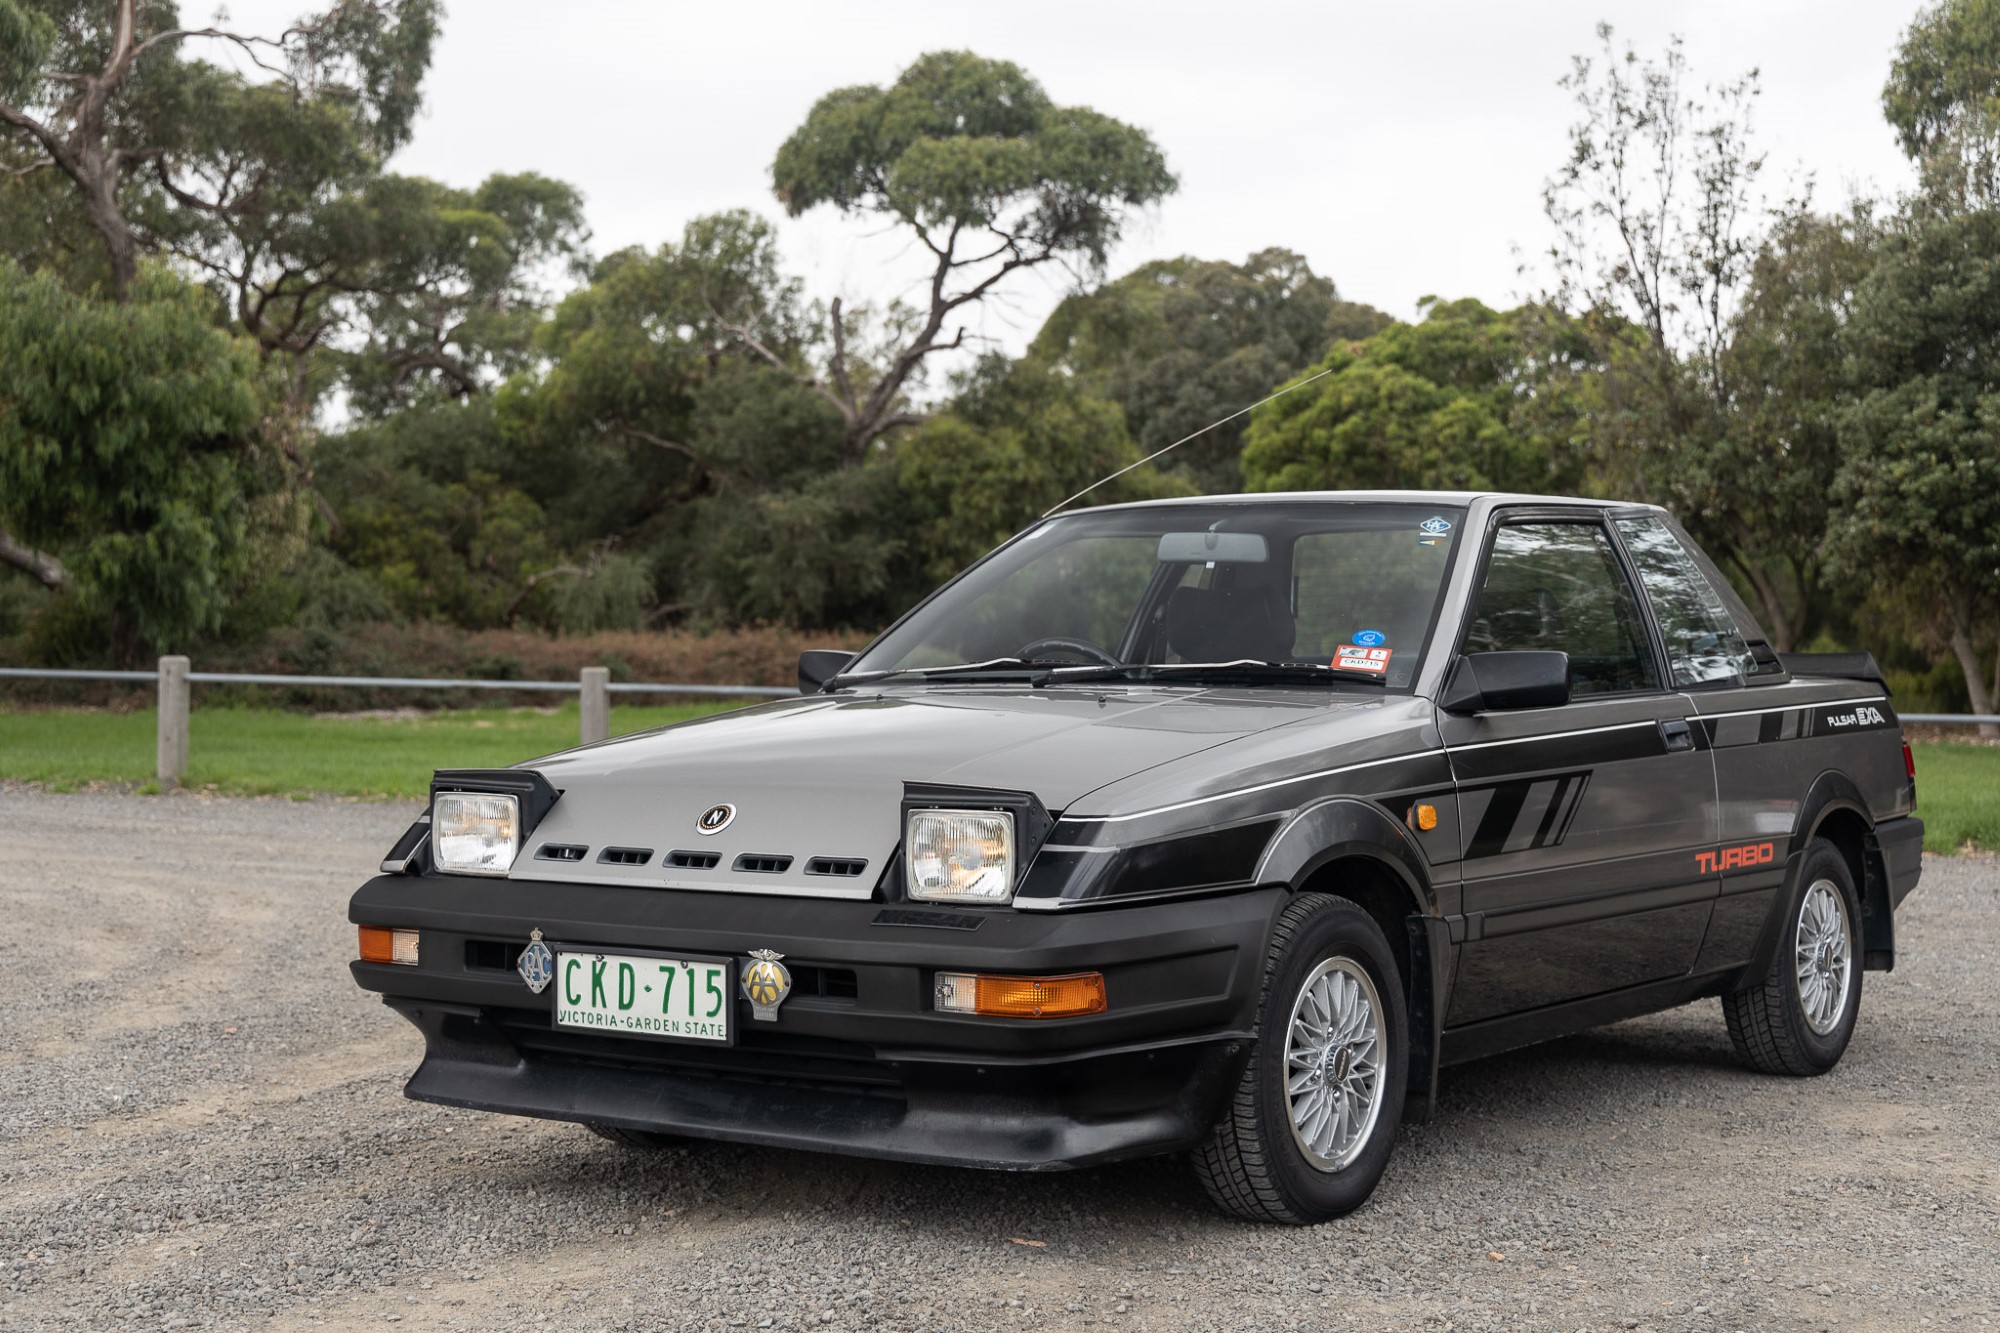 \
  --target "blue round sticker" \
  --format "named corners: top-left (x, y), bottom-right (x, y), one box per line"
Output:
top-left (1352, 630), bottom-right (1386, 647)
